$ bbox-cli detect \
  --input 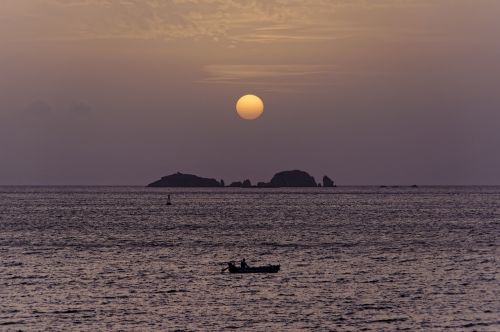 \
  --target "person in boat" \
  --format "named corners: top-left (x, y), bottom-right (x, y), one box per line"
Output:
top-left (167, 194), bottom-right (171, 205)
top-left (240, 258), bottom-right (249, 269)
